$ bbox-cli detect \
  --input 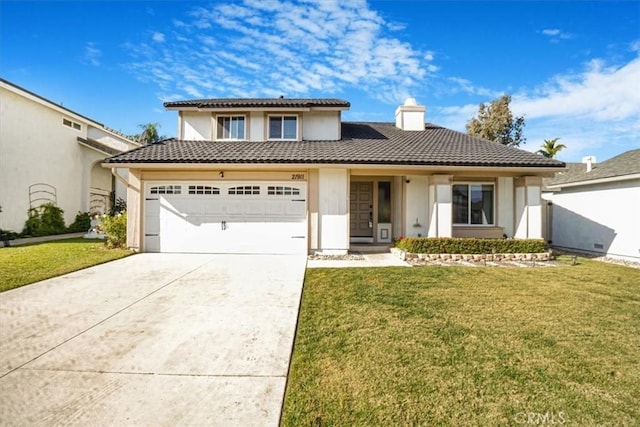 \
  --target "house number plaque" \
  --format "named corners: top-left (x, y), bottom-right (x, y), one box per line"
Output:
top-left (291, 173), bottom-right (306, 180)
